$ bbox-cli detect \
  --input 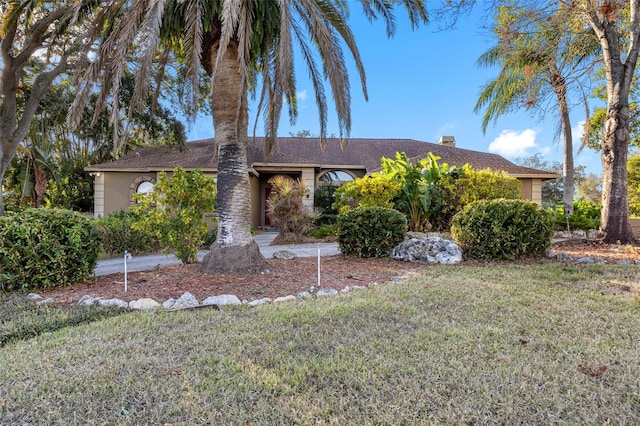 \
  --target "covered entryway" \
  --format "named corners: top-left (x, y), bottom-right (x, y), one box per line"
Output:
top-left (262, 173), bottom-right (300, 227)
